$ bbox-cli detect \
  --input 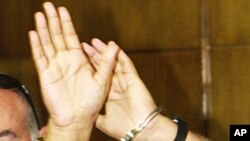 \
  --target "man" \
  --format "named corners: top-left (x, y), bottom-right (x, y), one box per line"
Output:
top-left (0, 1), bottom-right (208, 141)
top-left (0, 73), bottom-right (39, 141)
